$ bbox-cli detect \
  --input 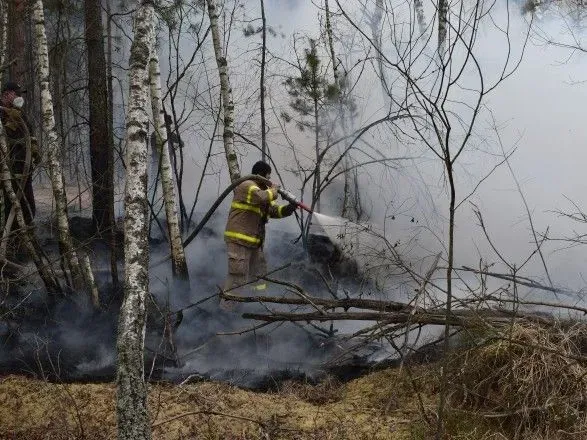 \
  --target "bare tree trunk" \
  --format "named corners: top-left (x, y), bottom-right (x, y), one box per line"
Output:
top-left (260, 0), bottom-right (267, 161)
top-left (414, 0), bottom-right (426, 35)
top-left (0, 1), bottom-right (7, 72)
top-left (0, 3), bottom-right (6, 234)
top-left (105, 0), bottom-right (120, 292)
top-left (148, 51), bottom-right (189, 281)
top-left (116, 2), bottom-right (154, 439)
top-left (32, 0), bottom-right (85, 290)
top-left (324, 0), bottom-right (356, 219)
top-left (369, 0), bottom-right (391, 100)
top-left (206, 0), bottom-right (240, 182)
top-left (435, 159), bottom-right (455, 439)
top-left (0, 122), bottom-right (61, 294)
top-left (438, 0), bottom-right (448, 55)
top-left (313, 94), bottom-right (321, 212)
top-left (85, 0), bottom-right (115, 239)
top-left (7, 0), bottom-right (26, 85)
